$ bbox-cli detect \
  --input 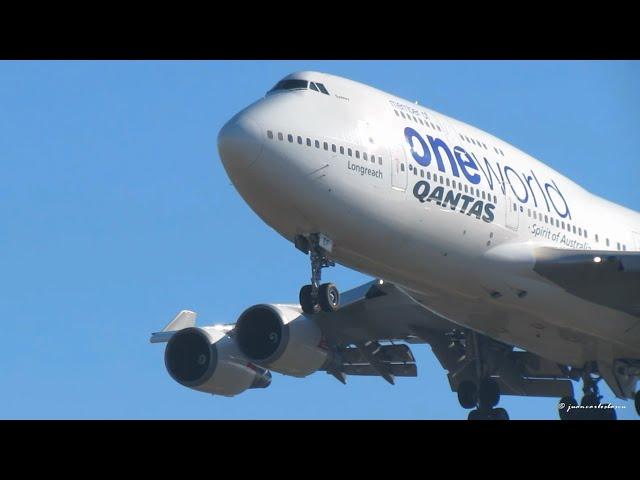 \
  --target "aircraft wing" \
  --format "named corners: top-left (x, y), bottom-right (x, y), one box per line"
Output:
top-left (533, 247), bottom-right (640, 317)
top-left (312, 280), bottom-right (574, 397)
